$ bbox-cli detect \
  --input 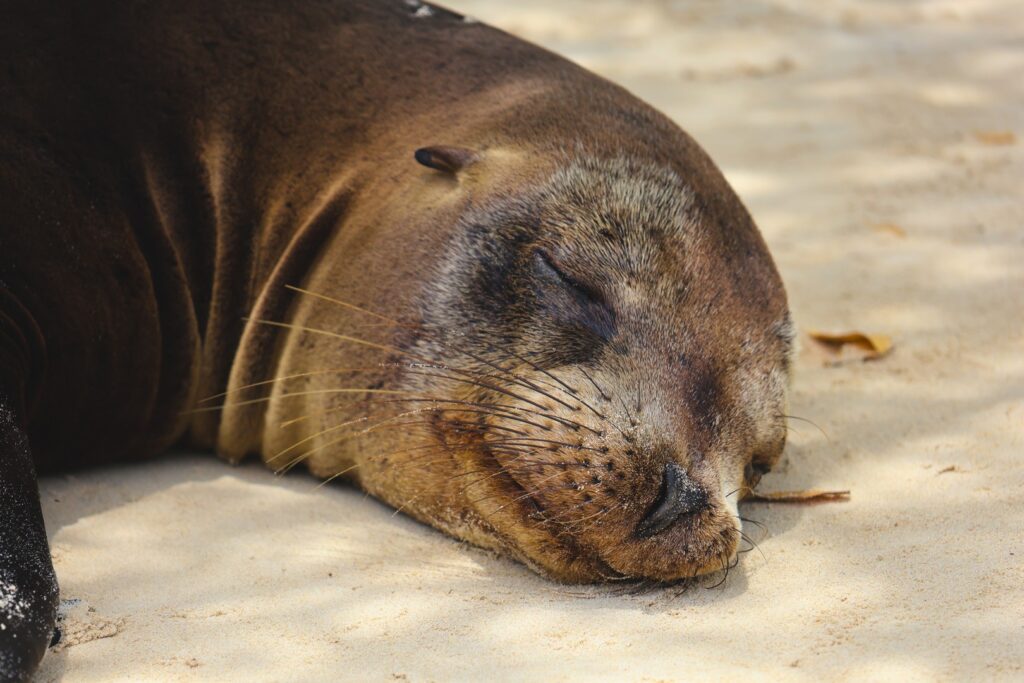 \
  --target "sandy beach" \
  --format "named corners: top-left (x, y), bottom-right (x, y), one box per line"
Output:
top-left (35, 1), bottom-right (1023, 680)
